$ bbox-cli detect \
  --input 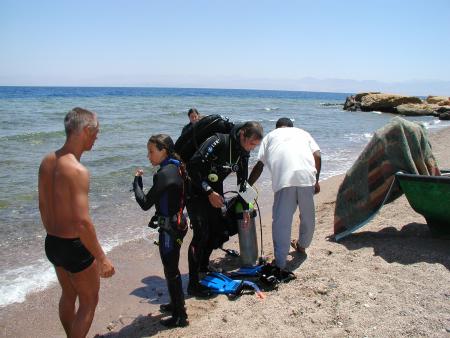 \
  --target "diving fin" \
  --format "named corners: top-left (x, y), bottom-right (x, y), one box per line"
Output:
top-left (200, 272), bottom-right (244, 295)
top-left (229, 265), bottom-right (263, 277)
